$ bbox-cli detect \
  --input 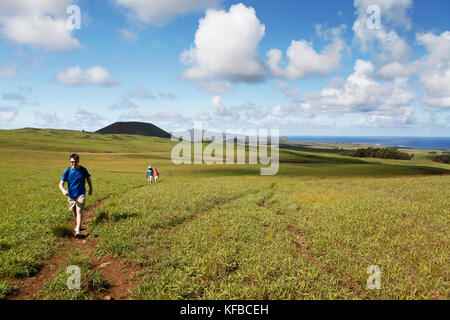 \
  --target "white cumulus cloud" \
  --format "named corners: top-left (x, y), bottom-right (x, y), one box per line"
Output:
top-left (180, 4), bottom-right (266, 92)
top-left (267, 27), bottom-right (346, 81)
top-left (355, 106), bottom-right (416, 127)
top-left (352, 0), bottom-right (412, 62)
top-left (416, 32), bottom-right (450, 110)
top-left (0, 0), bottom-right (81, 51)
top-left (378, 31), bottom-right (450, 110)
top-left (53, 66), bottom-right (118, 87)
top-left (275, 59), bottom-right (418, 127)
